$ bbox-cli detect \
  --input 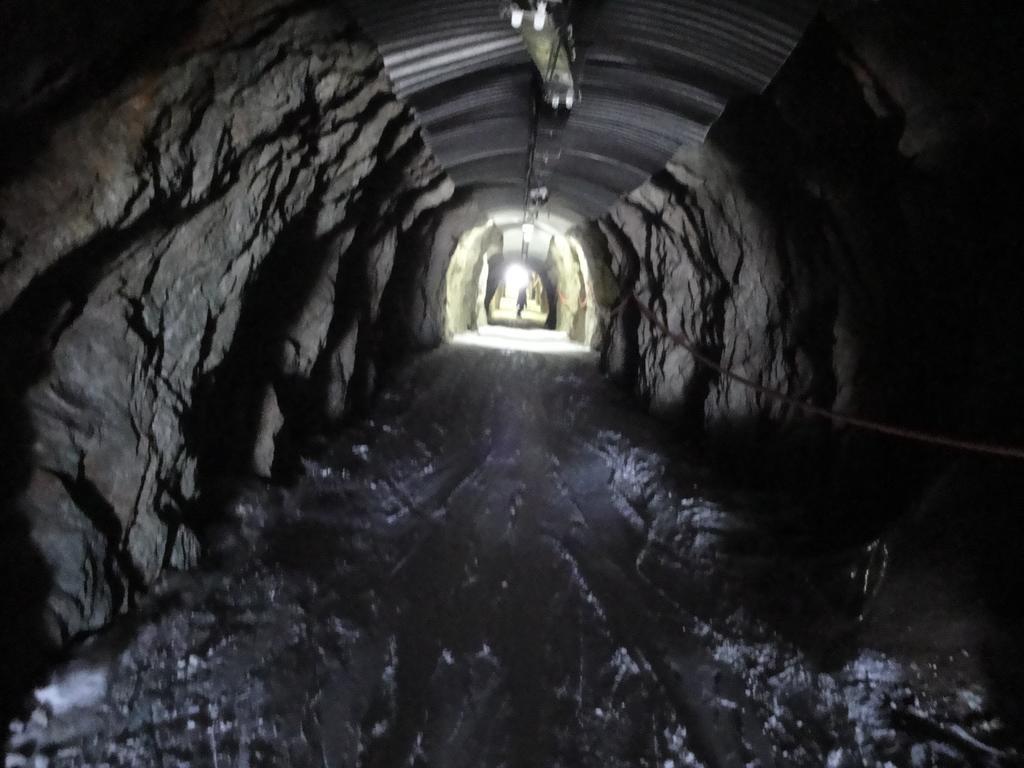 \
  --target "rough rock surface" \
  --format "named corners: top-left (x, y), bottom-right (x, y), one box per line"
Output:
top-left (440, 217), bottom-right (502, 340)
top-left (545, 235), bottom-right (592, 344)
top-left (0, 0), bottom-right (465, 661)
top-left (583, 3), bottom-right (1024, 511)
